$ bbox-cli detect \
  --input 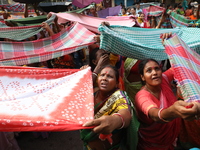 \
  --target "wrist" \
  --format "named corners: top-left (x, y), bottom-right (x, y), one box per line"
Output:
top-left (112, 113), bottom-right (125, 129)
top-left (158, 108), bottom-right (170, 122)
